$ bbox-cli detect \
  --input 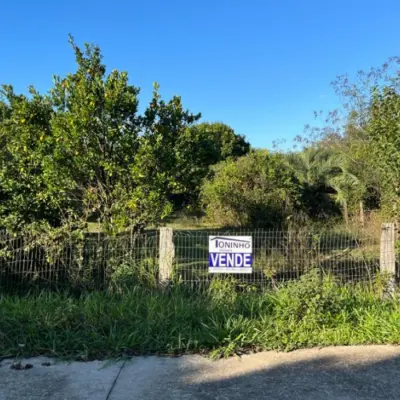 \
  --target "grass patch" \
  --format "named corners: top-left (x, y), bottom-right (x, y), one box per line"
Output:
top-left (0, 271), bottom-right (399, 360)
